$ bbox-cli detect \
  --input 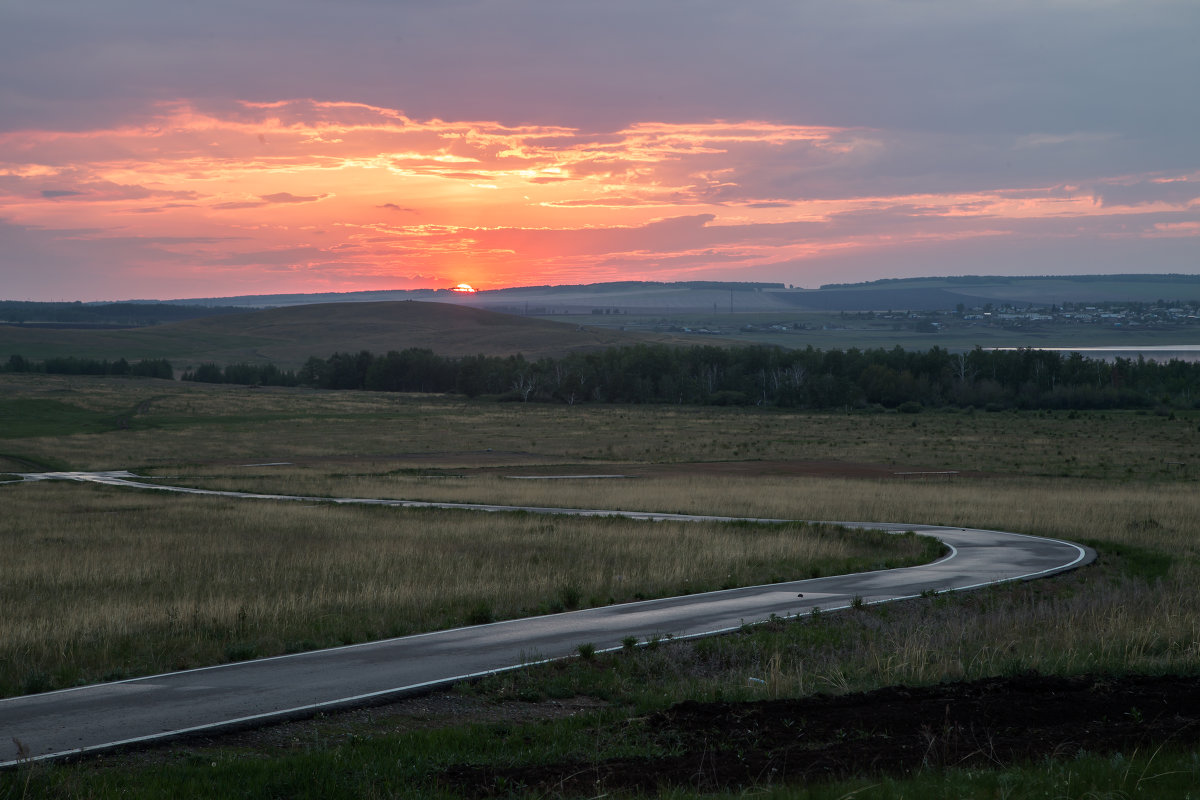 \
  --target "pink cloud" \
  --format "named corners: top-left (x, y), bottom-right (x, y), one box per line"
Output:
top-left (0, 99), bottom-right (1195, 299)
